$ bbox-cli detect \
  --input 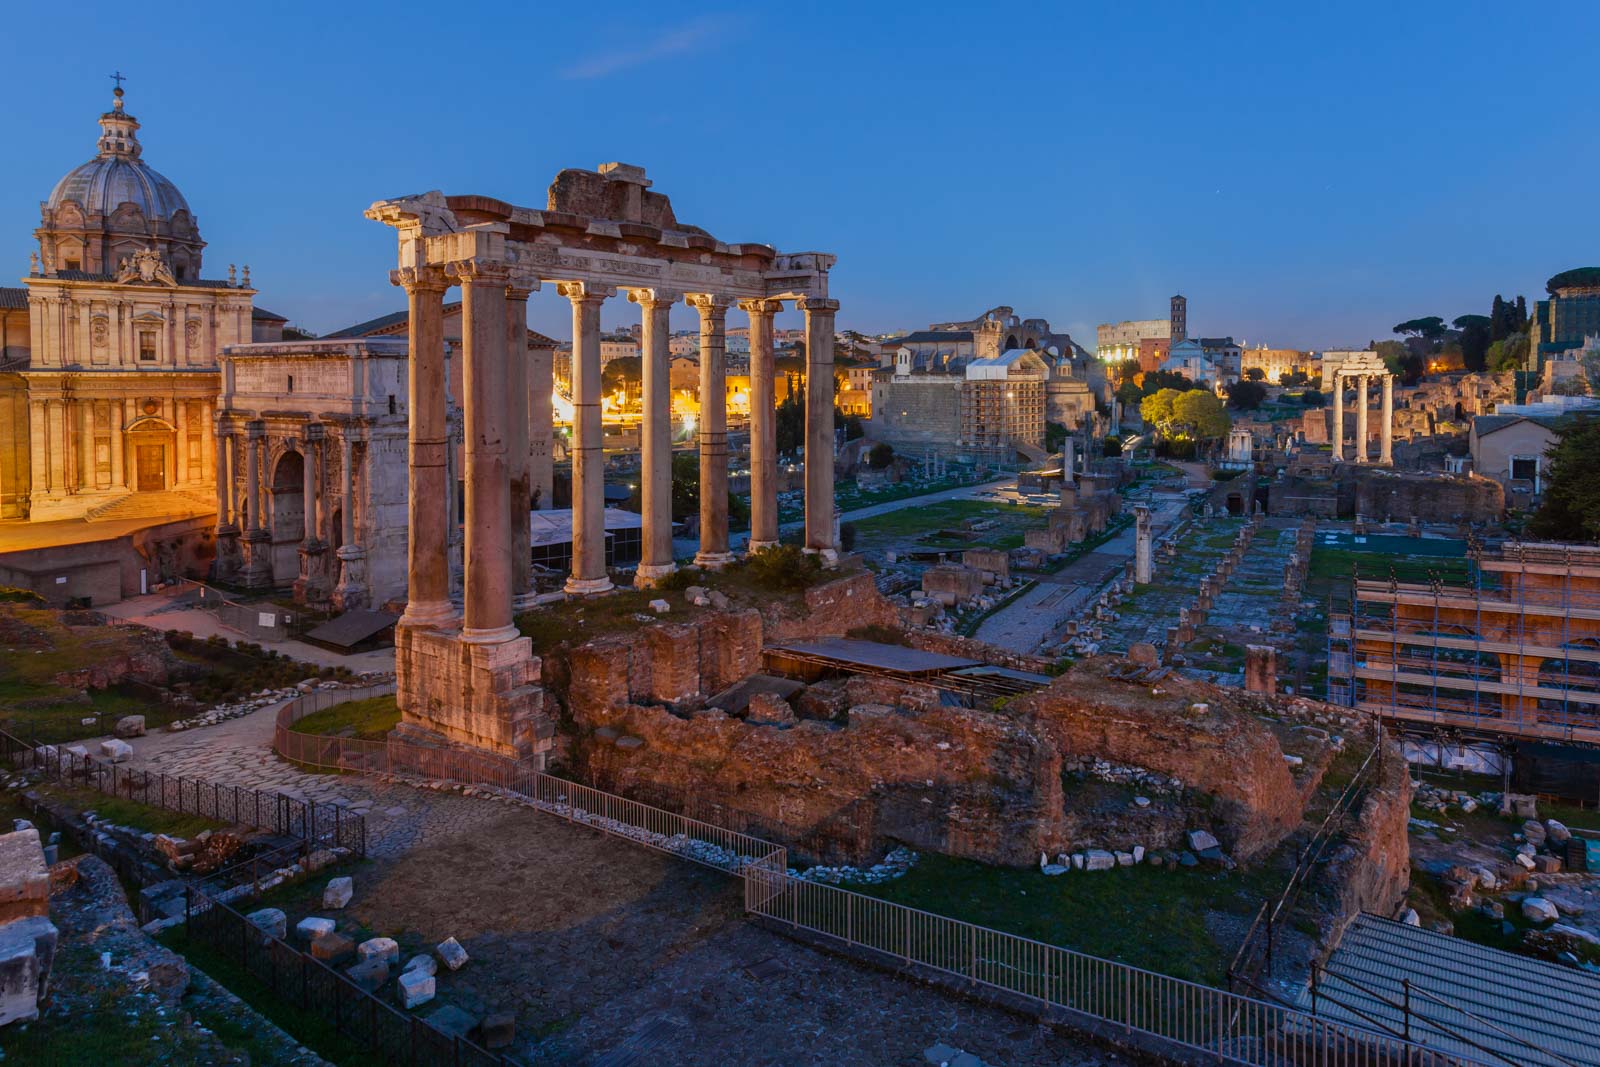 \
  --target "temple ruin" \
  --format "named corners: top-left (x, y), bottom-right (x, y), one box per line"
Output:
top-left (366, 163), bottom-right (839, 762)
